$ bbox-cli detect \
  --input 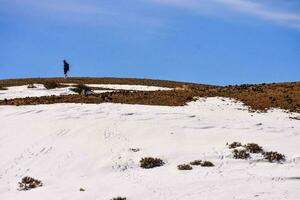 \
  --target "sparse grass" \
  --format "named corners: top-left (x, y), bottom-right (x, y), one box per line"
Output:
top-left (228, 142), bottom-right (242, 149)
top-left (232, 149), bottom-right (250, 159)
top-left (70, 84), bottom-right (92, 94)
top-left (263, 151), bottom-right (285, 163)
top-left (18, 176), bottom-right (43, 191)
top-left (111, 197), bottom-right (126, 200)
top-left (244, 143), bottom-right (263, 153)
top-left (177, 164), bottom-right (193, 170)
top-left (43, 81), bottom-right (61, 89)
top-left (140, 157), bottom-right (164, 169)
